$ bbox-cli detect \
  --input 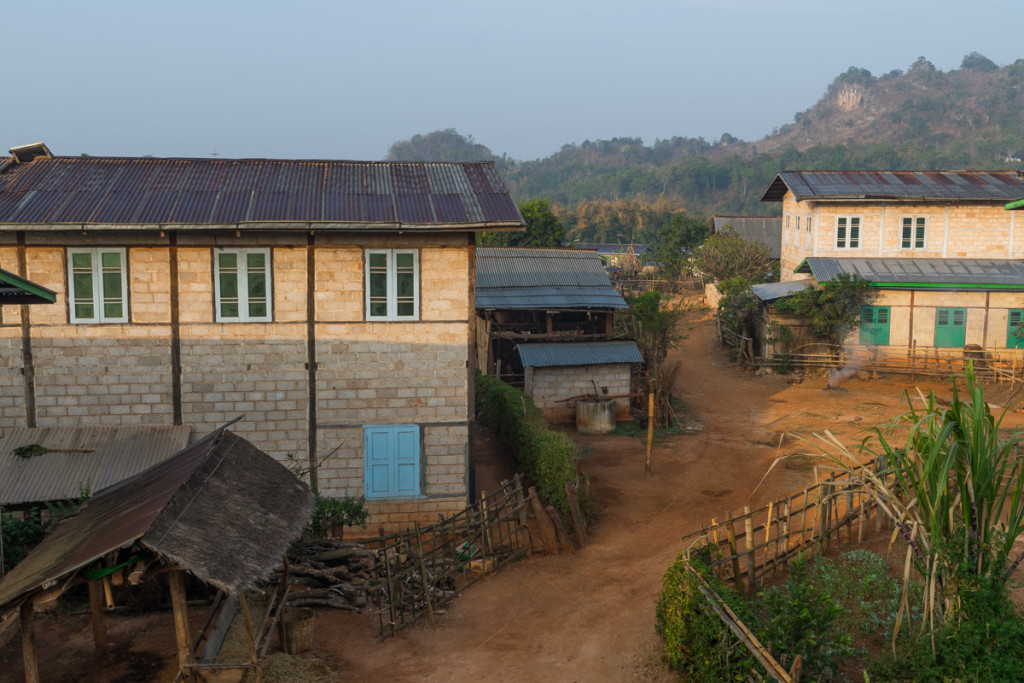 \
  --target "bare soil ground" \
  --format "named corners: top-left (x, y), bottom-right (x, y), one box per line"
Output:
top-left (4, 298), bottom-right (1022, 682)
